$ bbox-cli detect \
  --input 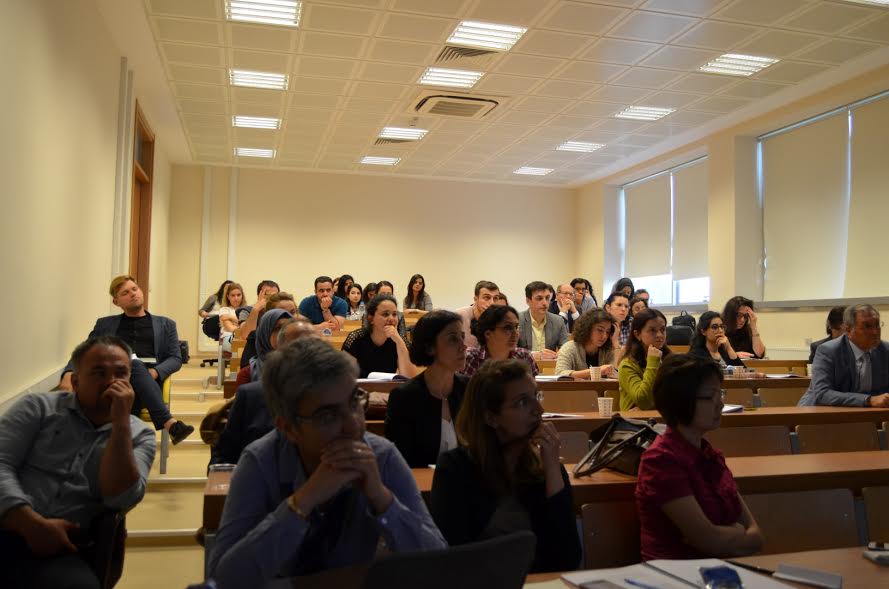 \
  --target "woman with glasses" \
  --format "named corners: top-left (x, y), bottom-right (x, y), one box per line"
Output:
top-left (385, 311), bottom-right (467, 468)
top-left (556, 309), bottom-right (620, 379)
top-left (636, 354), bottom-right (764, 560)
top-left (342, 294), bottom-right (417, 378)
top-left (430, 359), bottom-right (581, 573)
top-left (689, 311), bottom-right (745, 368)
top-left (463, 305), bottom-right (538, 377)
top-left (723, 296), bottom-right (766, 359)
top-left (209, 338), bottom-right (446, 587)
top-left (618, 308), bottom-right (672, 411)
